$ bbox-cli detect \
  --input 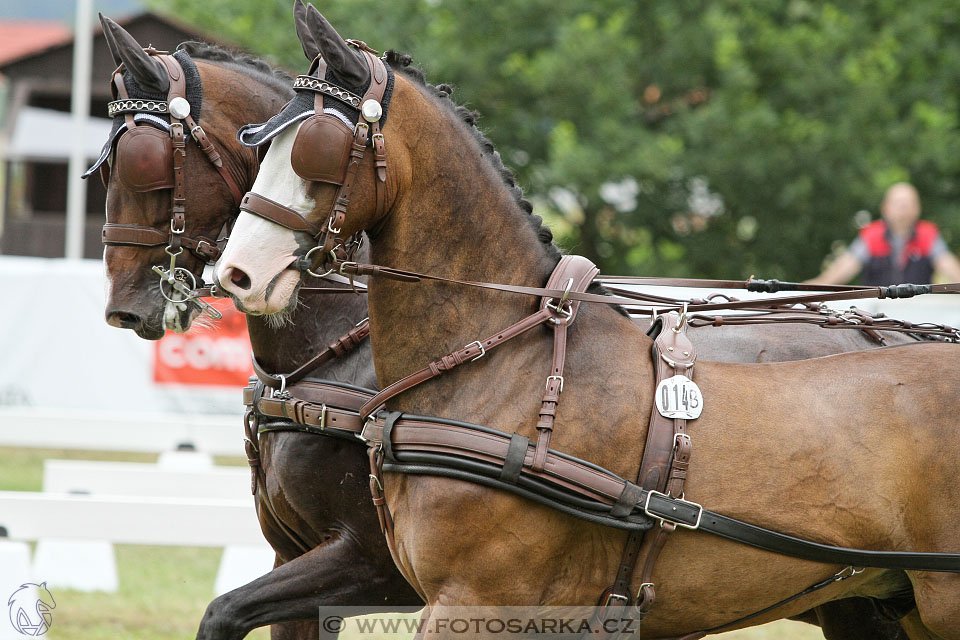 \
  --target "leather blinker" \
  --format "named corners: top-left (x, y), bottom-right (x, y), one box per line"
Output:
top-left (115, 126), bottom-right (175, 192)
top-left (290, 114), bottom-right (353, 185)
top-left (99, 158), bottom-right (112, 188)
